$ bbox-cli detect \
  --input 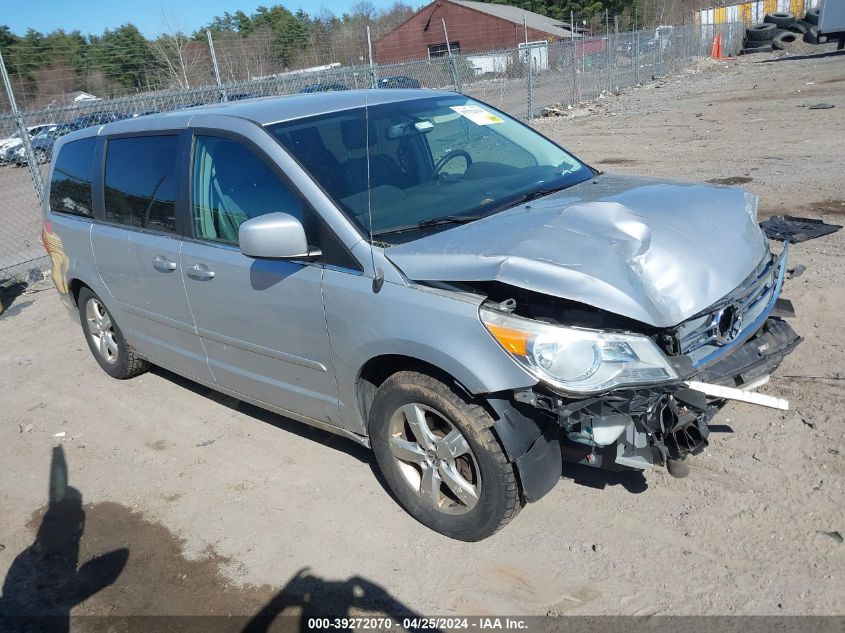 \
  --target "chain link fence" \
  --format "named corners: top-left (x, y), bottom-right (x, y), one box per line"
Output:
top-left (0, 21), bottom-right (743, 284)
